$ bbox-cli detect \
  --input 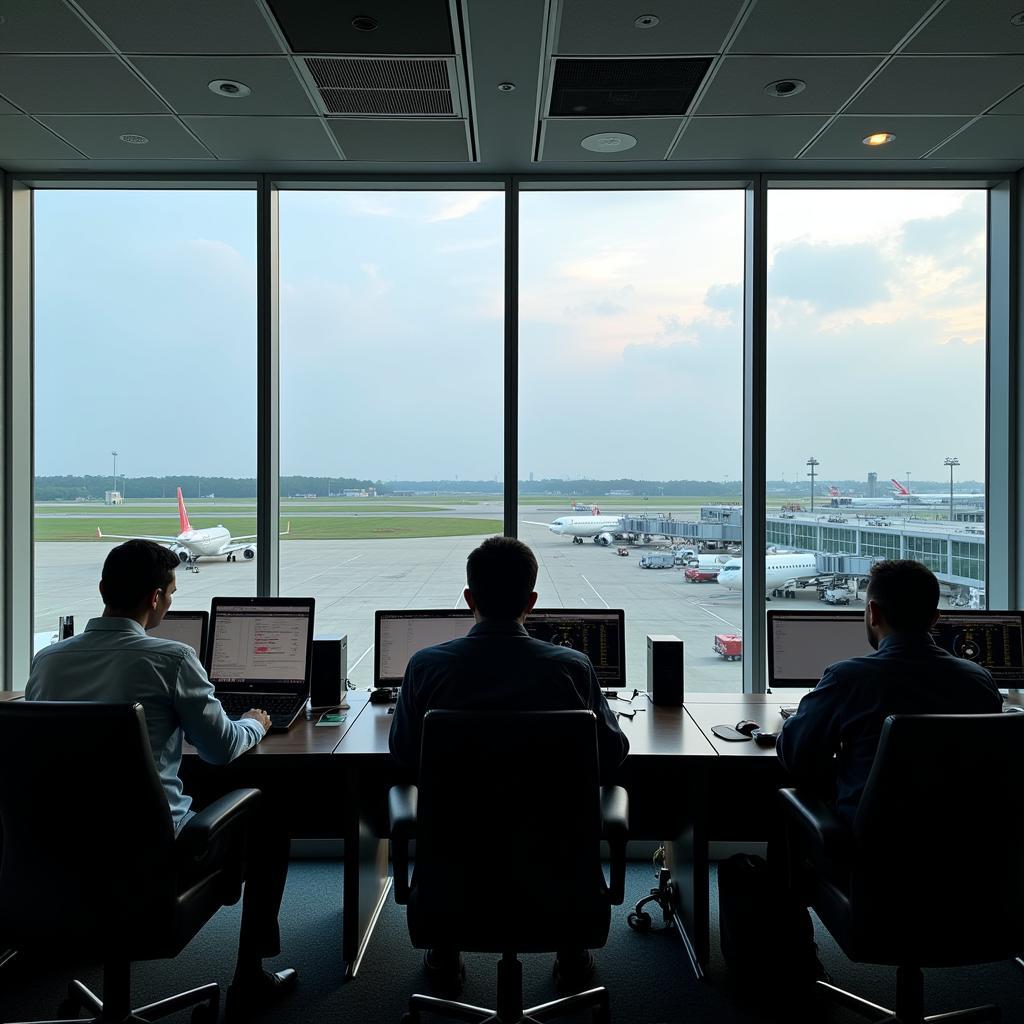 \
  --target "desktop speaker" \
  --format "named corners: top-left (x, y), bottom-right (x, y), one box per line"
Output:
top-left (311, 635), bottom-right (347, 709)
top-left (648, 634), bottom-right (684, 706)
